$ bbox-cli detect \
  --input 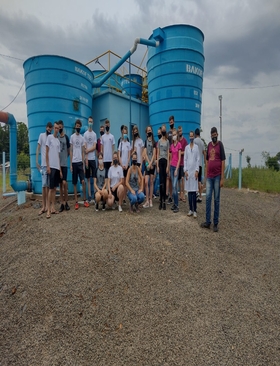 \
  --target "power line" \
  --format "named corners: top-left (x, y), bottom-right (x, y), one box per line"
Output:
top-left (0, 78), bottom-right (25, 111)
top-left (0, 53), bottom-right (25, 62)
